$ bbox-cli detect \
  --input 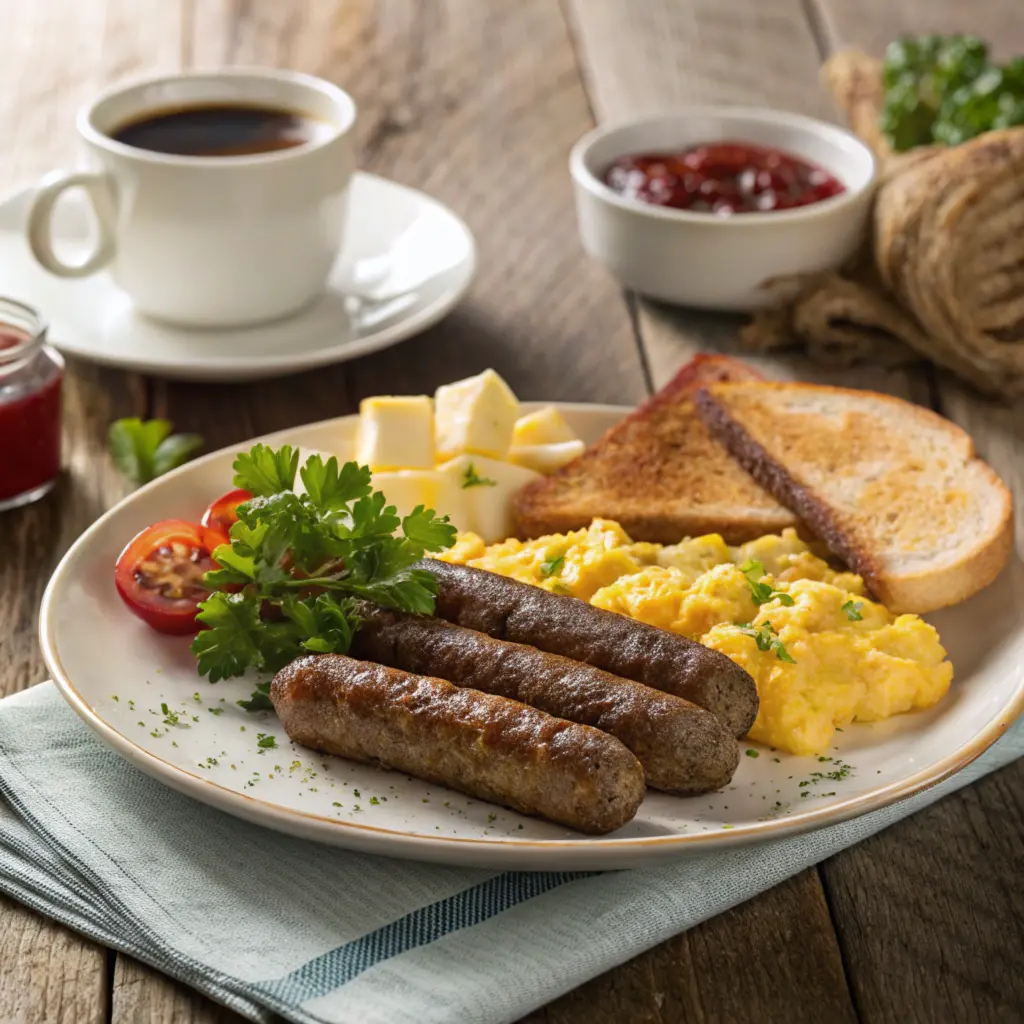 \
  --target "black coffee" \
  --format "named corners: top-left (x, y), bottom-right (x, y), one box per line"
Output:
top-left (111, 103), bottom-right (328, 157)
